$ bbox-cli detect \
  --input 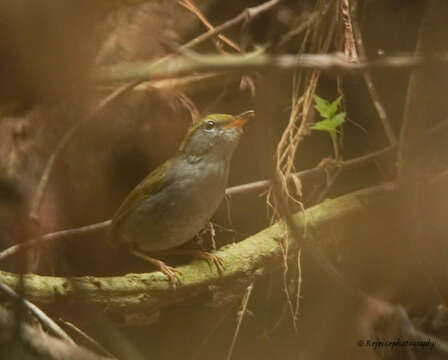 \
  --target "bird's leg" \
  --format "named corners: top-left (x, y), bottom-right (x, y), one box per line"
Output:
top-left (161, 249), bottom-right (224, 276)
top-left (131, 250), bottom-right (183, 288)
